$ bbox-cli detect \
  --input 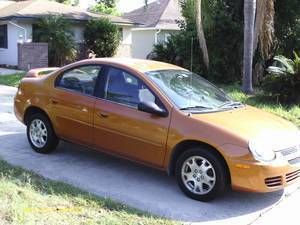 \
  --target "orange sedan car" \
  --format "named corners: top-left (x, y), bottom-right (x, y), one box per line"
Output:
top-left (14, 58), bottom-right (300, 201)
